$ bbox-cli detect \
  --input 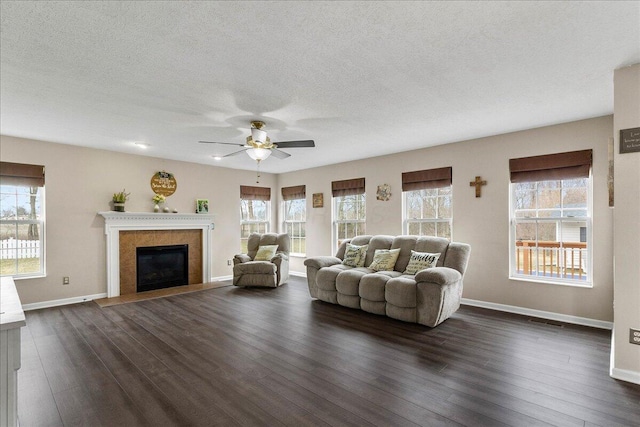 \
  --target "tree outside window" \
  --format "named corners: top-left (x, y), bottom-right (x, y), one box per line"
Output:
top-left (333, 193), bottom-right (366, 250)
top-left (404, 186), bottom-right (452, 239)
top-left (240, 199), bottom-right (269, 253)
